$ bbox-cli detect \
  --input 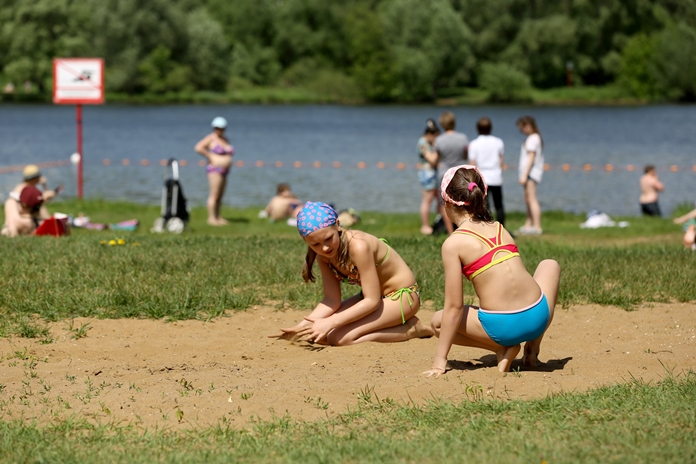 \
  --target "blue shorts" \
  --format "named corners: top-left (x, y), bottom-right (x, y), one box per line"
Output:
top-left (477, 294), bottom-right (550, 347)
top-left (418, 168), bottom-right (437, 191)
